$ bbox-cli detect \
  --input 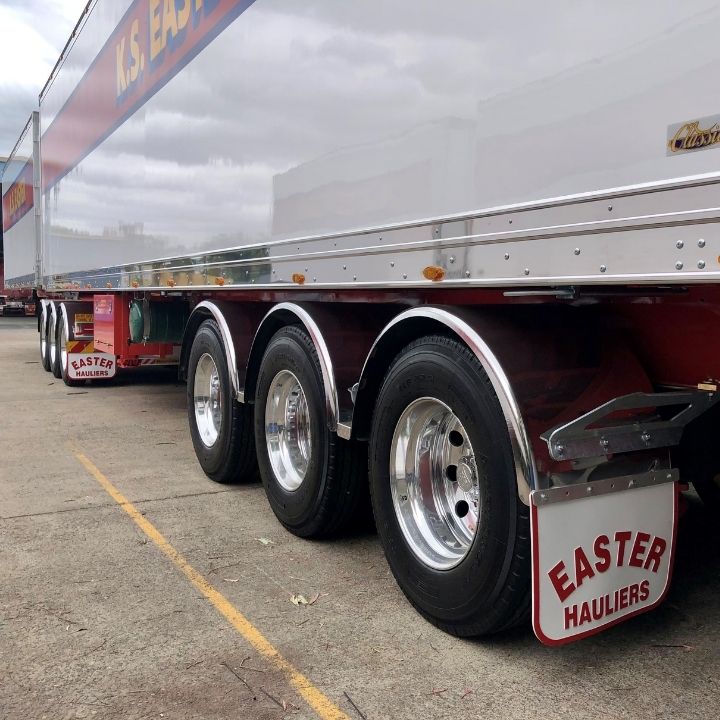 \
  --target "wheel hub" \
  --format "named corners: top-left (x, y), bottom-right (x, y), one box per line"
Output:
top-left (265, 370), bottom-right (312, 491)
top-left (194, 353), bottom-right (223, 447)
top-left (390, 397), bottom-right (480, 570)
